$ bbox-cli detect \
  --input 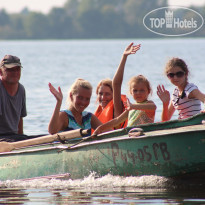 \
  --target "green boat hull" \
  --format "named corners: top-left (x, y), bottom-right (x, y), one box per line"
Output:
top-left (1, 114), bottom-right (205, 180)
